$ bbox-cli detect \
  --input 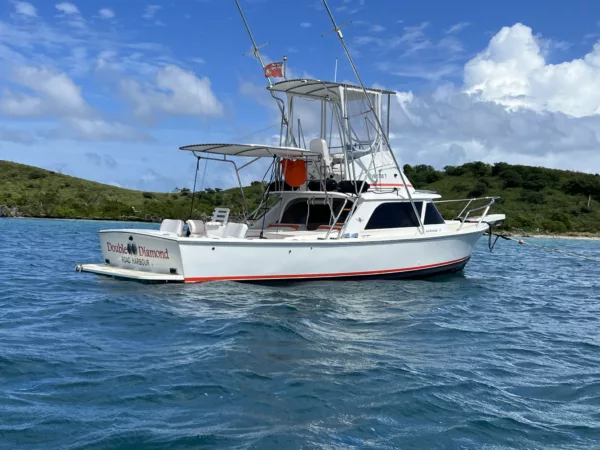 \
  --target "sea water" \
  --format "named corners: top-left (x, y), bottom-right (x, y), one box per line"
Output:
top-left (0, 218), bottom-right (599, 449)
